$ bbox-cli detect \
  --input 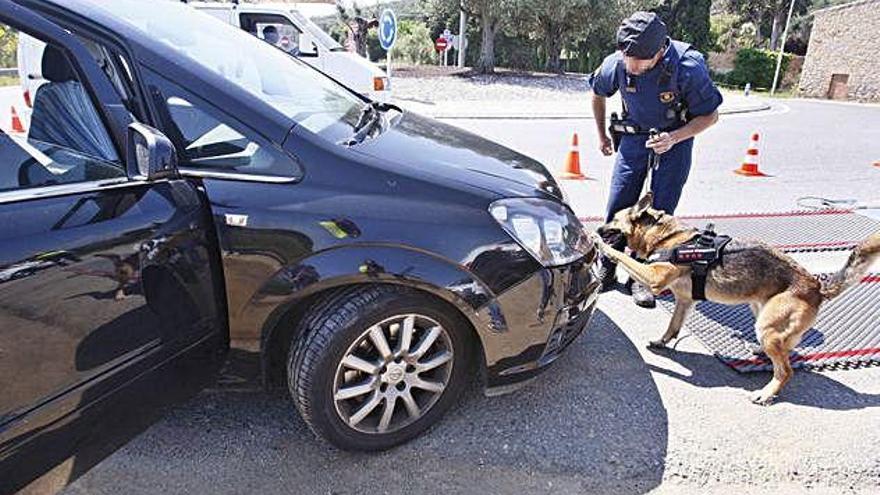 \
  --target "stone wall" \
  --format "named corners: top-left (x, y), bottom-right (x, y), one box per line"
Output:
top-left (798, 0), bottom-right (880, 101)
